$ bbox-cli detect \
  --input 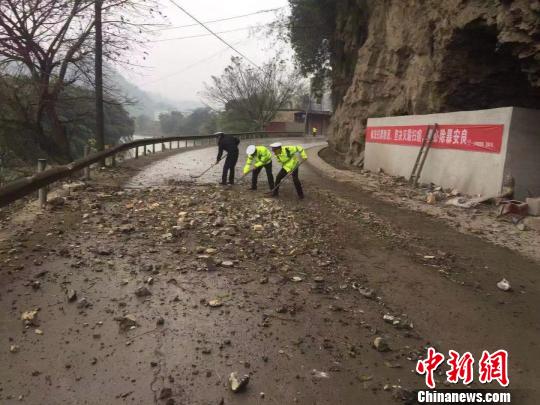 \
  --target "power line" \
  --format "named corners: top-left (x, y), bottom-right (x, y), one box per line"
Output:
top-left (167, 0), bottom-right (260, 69)
top-left (150, 25), bottom-right (254, 42)
top-left (146, 39), bottom-right (251, 84)
top-left (150, 7), bottom-right (284, 32)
